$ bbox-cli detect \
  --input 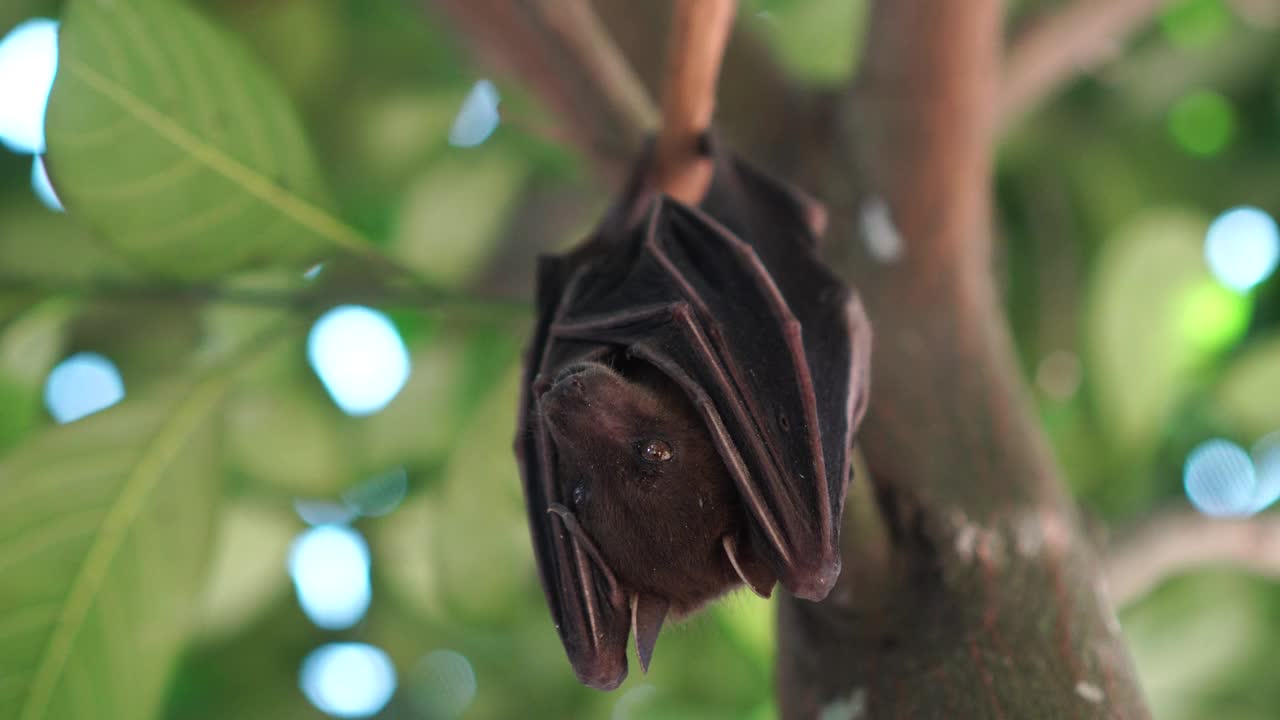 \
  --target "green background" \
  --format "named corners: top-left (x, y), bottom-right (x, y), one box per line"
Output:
top-left (2, 0), bottom-right (1280, 718)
